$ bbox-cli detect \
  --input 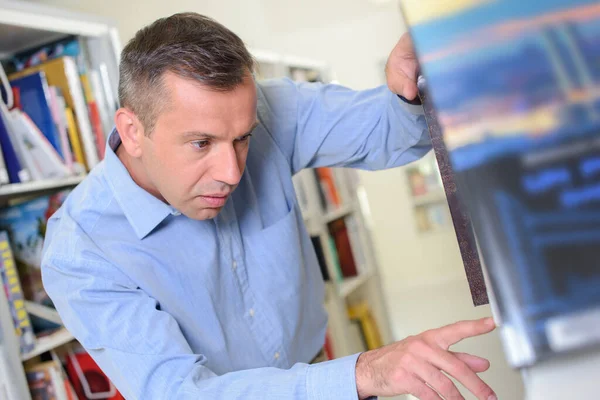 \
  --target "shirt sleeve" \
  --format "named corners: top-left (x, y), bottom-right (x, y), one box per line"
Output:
top-left (257, 78), bottom-right (431, 175)
top-left (41, 249), bottom-right (361, 400)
